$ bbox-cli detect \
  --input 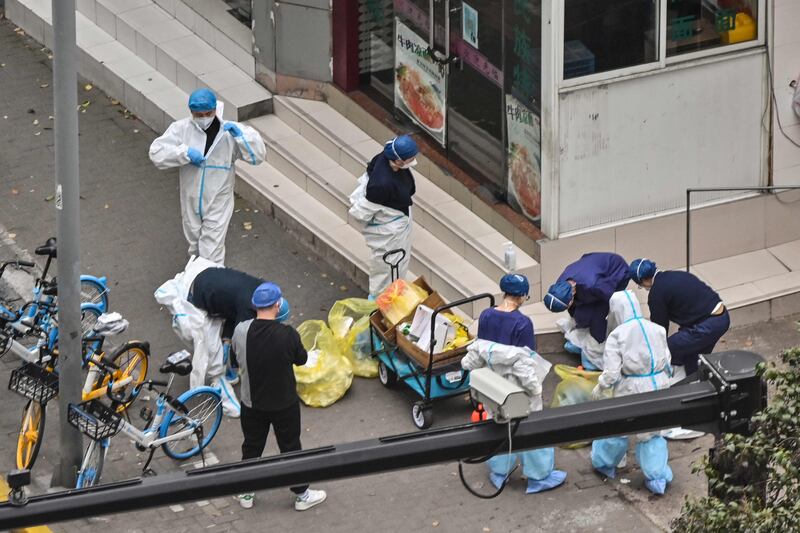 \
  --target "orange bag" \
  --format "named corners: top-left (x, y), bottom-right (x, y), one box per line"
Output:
top-left (375, 279), bottom-right (428, 326)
